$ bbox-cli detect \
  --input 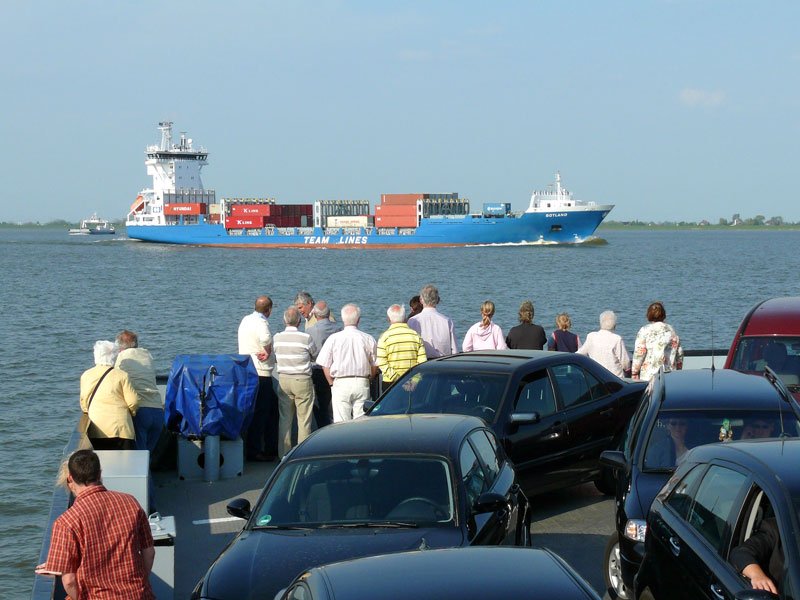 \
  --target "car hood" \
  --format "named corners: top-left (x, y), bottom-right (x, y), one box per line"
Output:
top-left (631, 469), bottom-right (672, 519)
top-left (201, 526), bottom-right (463, 599)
